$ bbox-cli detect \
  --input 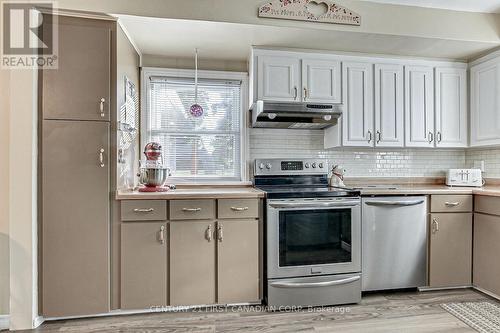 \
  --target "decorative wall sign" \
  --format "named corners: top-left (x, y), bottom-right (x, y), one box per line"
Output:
top-left (258, 0), bottom-right (361, 26)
